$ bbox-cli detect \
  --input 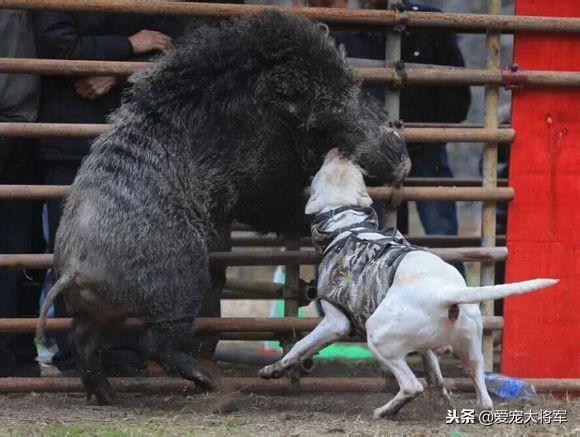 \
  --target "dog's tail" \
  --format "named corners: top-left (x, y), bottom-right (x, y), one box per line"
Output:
top-left (35, 274), bottom-right (73, 345)
top-left (442, 278), bottom-right (558, 306)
